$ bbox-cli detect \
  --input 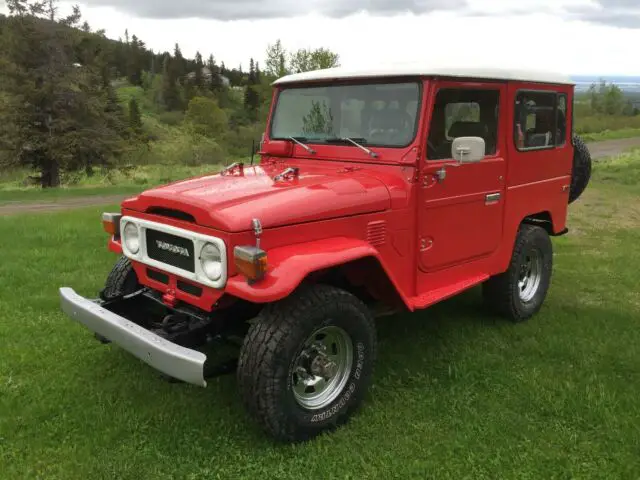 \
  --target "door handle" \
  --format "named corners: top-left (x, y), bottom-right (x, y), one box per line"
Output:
top-left (485, 193), bottom-right (501, 204)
